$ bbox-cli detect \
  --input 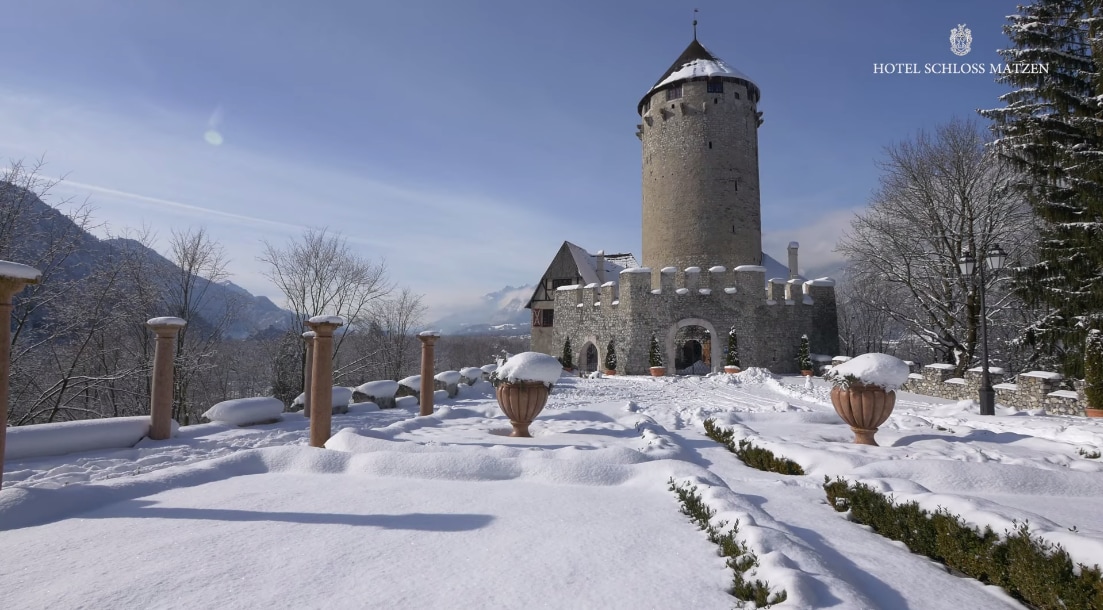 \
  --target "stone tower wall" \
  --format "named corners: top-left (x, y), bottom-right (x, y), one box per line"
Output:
top-left (639, 78), bottom-right (762, 271)
top-left (551, 267), bottom-right (839, 376)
